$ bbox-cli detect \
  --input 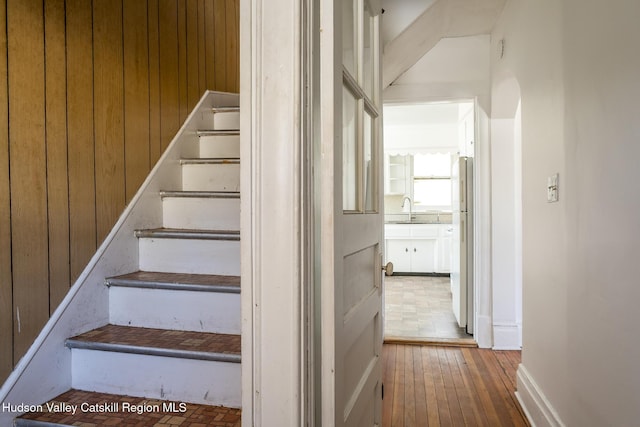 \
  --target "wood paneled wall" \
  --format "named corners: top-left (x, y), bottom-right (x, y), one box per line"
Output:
top-left (0, 0), bottom-right (239, 382)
